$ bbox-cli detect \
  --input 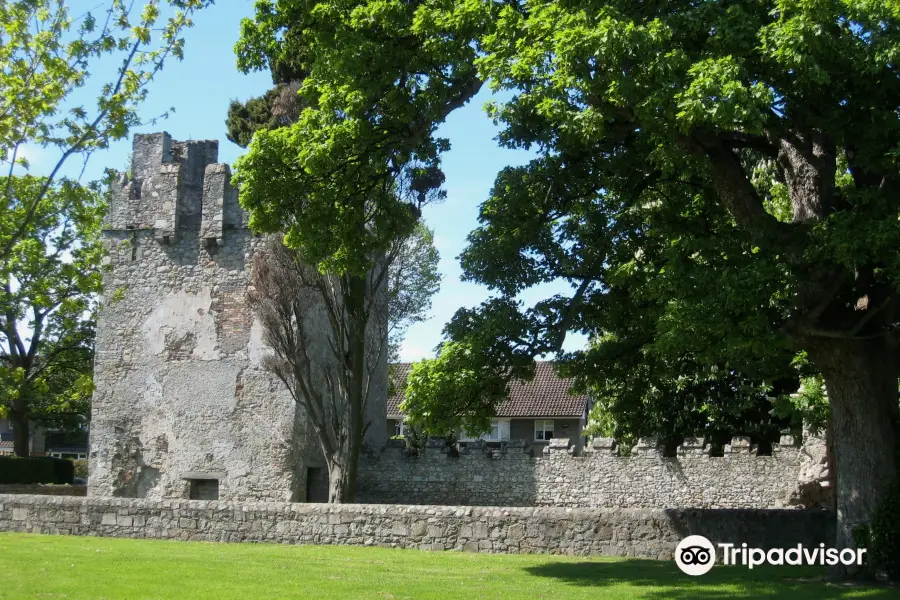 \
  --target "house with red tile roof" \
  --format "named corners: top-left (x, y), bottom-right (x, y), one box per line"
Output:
top-left (387, 362), bottom-right (591, 452)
